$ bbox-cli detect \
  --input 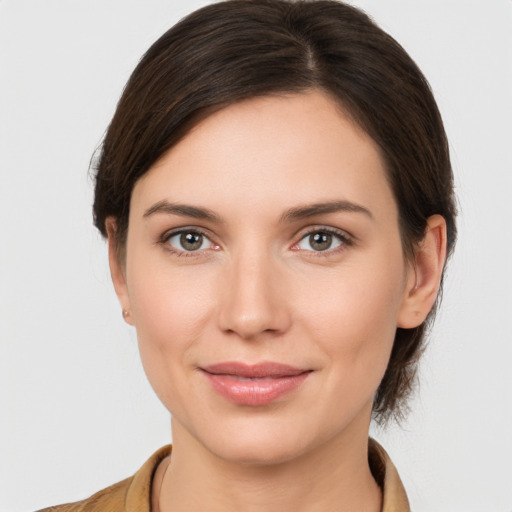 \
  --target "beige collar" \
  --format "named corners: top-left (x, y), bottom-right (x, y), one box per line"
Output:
top-left (126, 439), bottom-right (409, 512)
